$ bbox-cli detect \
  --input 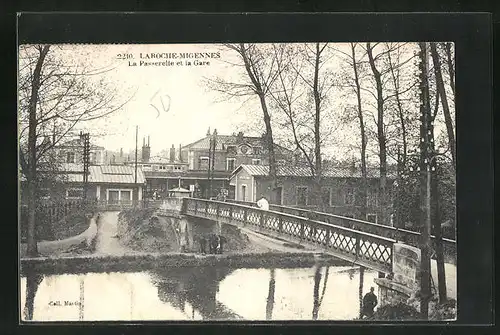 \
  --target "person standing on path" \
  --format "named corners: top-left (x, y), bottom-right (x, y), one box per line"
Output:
top-left (362, 287), bottom-right (378, 318)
